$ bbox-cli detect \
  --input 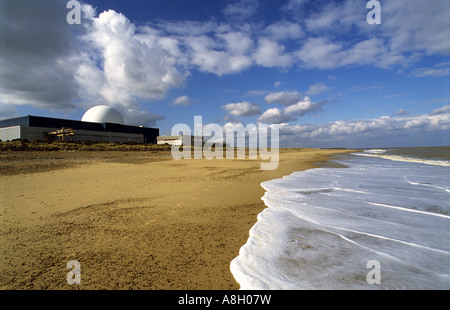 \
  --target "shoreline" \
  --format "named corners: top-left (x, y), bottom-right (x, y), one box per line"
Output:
top-left (0, 148), bottom-right (354, 290)
top-left (231, 148), bottom-right (450, 289)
